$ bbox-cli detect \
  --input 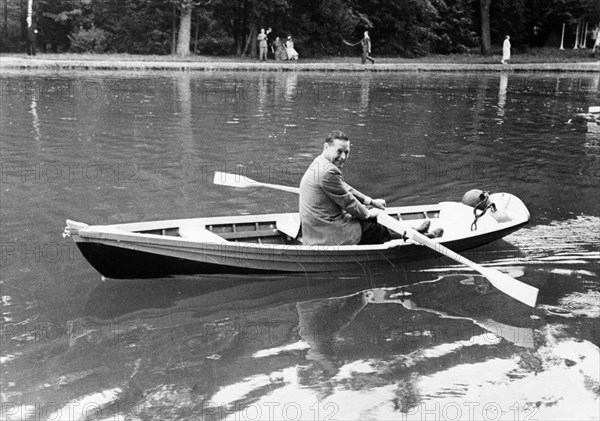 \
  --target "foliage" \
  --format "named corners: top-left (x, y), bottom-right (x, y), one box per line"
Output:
top-left (345, 0), bottom-right (441, 57)
top-left (285, 0), bottom-right (355, 56)
top-left (3, 0), bottom-right (598, 56)
top-left (67, 25), bottom-right (111, 53)
top-left (431, 0), bottom-right (479, 54)
top-left (195, 34), bottom-right (232, 55)
top-left (109, 2), bottom-right (172, 54)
